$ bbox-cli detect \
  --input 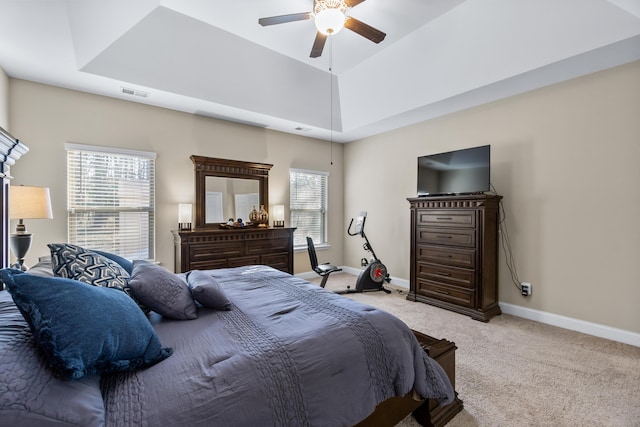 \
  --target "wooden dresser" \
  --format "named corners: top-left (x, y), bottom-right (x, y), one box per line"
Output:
top-left (407, 194), bottom-right (502, 322)
top-left (172, 227), bottom-right (295, 274)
